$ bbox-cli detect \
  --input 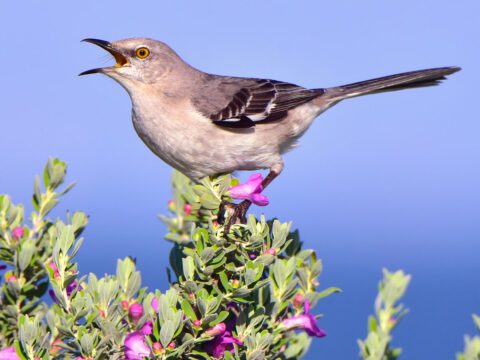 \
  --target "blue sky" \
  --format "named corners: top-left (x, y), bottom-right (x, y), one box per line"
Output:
top-left (1, 1), bottom-right (479, 358)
